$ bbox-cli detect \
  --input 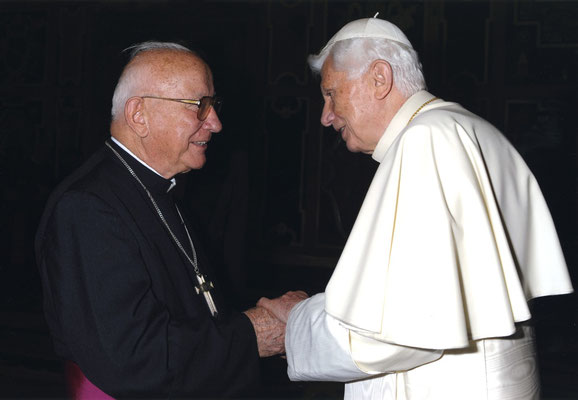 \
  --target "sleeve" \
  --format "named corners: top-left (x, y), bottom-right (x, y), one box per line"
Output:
top-left (37, 191), bottom-right (259, 398)
top-left (286, 293), bottom-right (442, 382)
